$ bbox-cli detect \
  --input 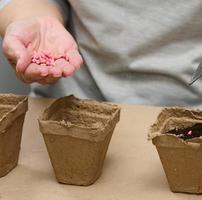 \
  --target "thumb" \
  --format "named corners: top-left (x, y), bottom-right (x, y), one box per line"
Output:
top-left (16, 50), bottom-right (31, 73)
top-left (2, 35), bottom-right (31, 73)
